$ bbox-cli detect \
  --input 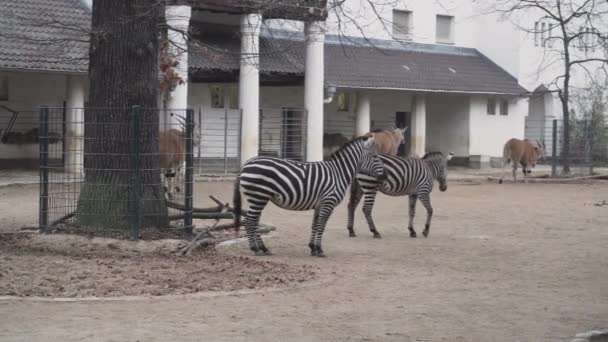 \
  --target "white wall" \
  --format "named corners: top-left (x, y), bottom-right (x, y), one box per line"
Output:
top-left (0, 71), bottom-right (75, 161)
top-left (426, 93), bottom-right (469, 156)
top-left (469, 95), bottom-right (527, 157)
